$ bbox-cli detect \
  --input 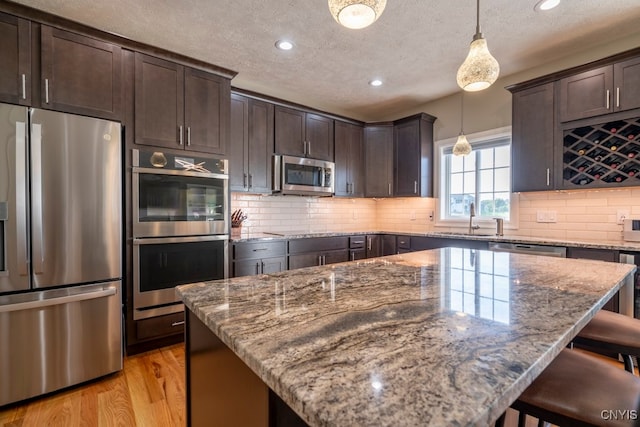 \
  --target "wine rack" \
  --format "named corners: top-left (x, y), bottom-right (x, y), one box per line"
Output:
top-left (563, 117), bottom-right (640, 187)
